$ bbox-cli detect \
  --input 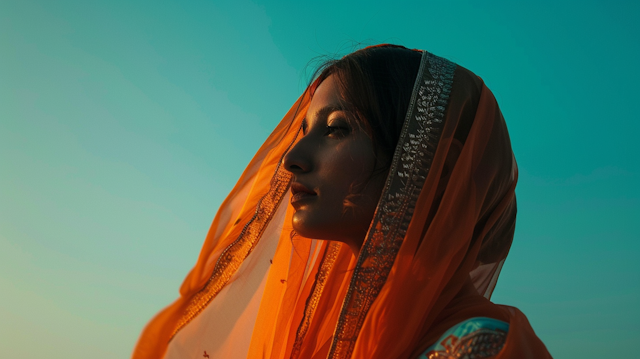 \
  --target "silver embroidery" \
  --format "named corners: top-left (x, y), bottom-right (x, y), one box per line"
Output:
top-left (327, 51), bottom-right (456, 359)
